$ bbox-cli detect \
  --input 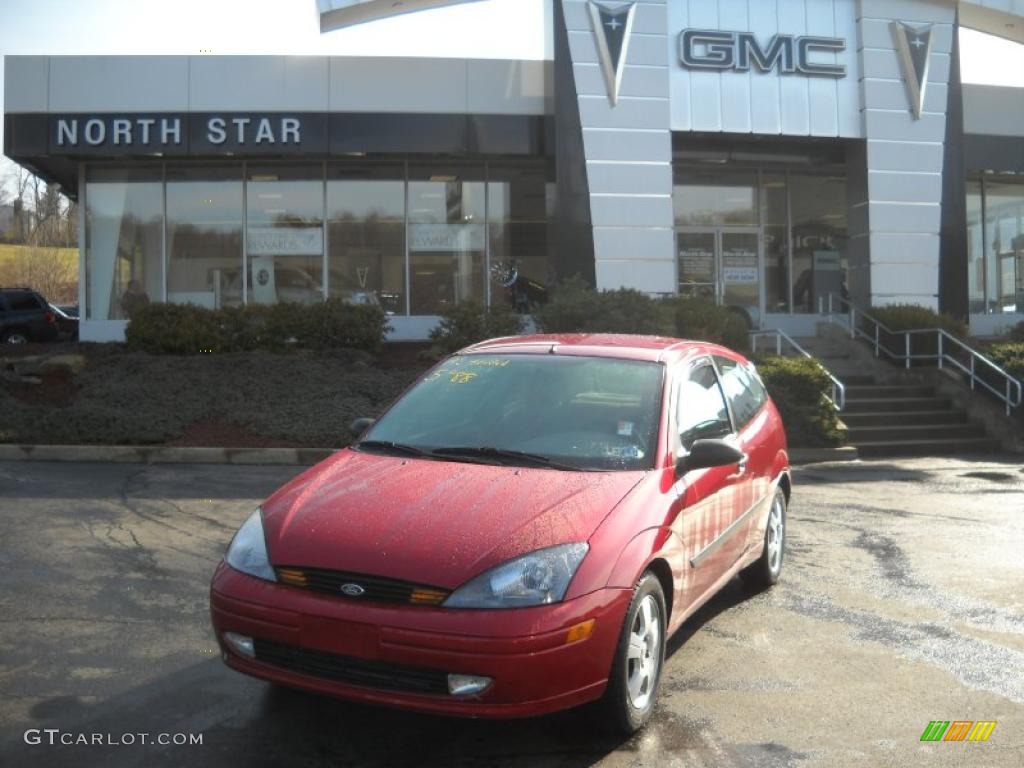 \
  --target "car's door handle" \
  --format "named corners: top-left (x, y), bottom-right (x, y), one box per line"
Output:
top-left (735, 453), bottom-right (749, 476)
